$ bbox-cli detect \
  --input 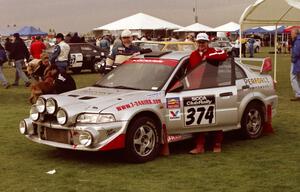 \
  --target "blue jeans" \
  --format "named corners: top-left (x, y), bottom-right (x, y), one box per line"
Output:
top-left (290, 63), bottom-right (300, 98)
top-left (14, 59), bottom-right (29, 84)
top-left (55, 61), bottom-right (68, 73)
top-left (0, 65), bottom-right (9, 86)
